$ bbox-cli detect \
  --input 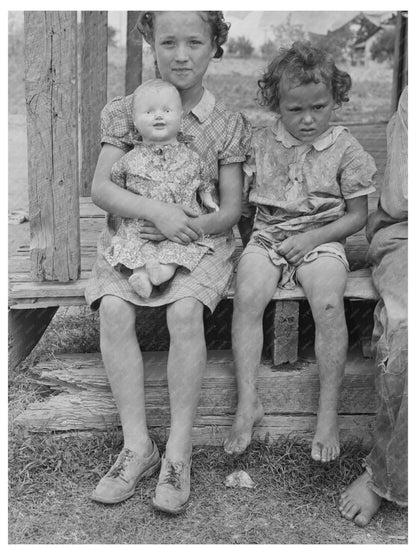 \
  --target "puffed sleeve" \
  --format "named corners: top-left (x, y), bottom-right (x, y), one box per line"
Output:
top-left (218, 112), bottom-right (252, 166)
top-left (339, 136), bottom-right (377, 199)
top-left (100, 95), bottom-right (136, 152)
